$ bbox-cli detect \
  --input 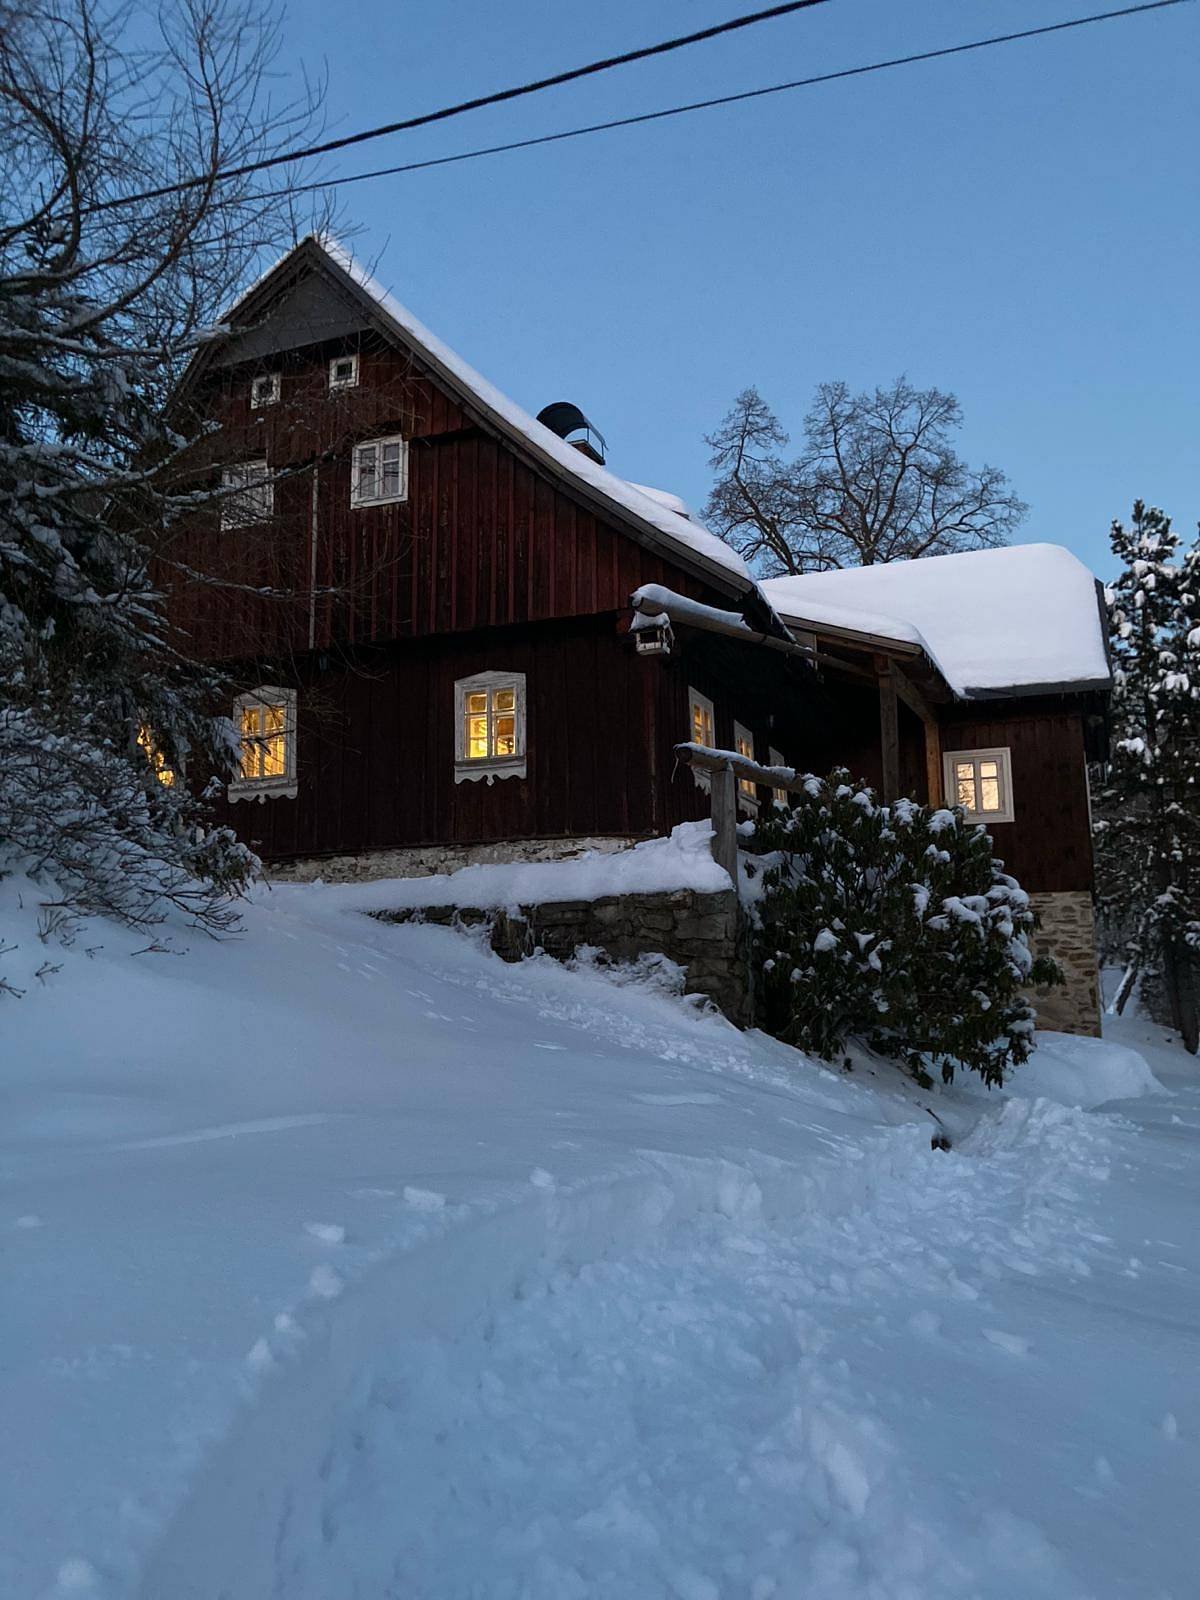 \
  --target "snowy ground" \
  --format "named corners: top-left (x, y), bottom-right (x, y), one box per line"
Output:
top-left (2, 876), bottom-right (1197, 1600)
